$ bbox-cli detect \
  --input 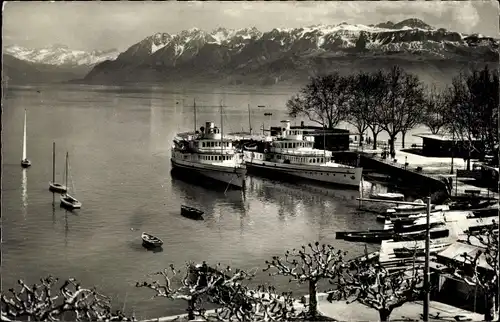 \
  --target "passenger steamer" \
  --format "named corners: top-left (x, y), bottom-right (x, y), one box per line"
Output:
top-left (242, 120), bottom-right (363, 188)
top-left (171, 121), bottom-right (246, 189)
